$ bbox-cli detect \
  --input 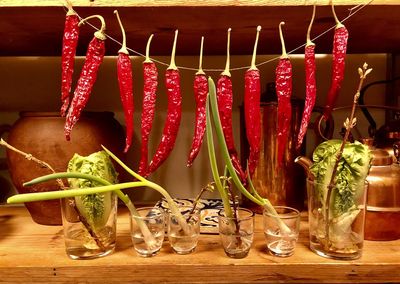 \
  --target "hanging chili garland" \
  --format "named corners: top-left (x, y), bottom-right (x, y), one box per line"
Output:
top-left (61, 2), bottom-right (361, 176)
top-left (64, 15), bottom-right (106, 141)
